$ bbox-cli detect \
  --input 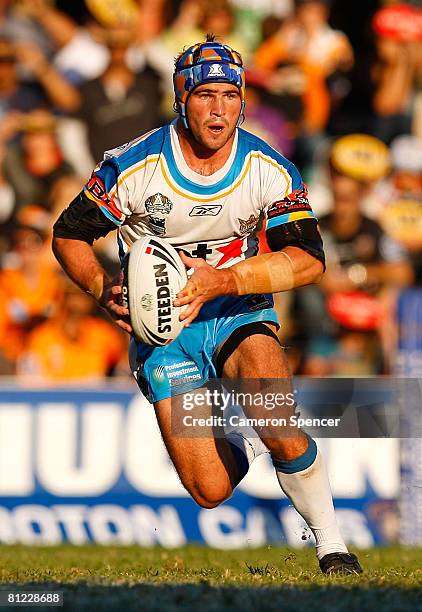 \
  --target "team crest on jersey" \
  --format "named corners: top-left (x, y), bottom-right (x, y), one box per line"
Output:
top-left (267, 187), bottom-right (311, 219)
top-left (145, 193), bottom-right (172, 236)
top-left (148, 215), bottom-right (166, 235)
top-left (189, 205), bottom-right (222, 217)
top-left (145, 193), bottom-right (173, 215)
top-left (238, 214), bottom-right (259, 235)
